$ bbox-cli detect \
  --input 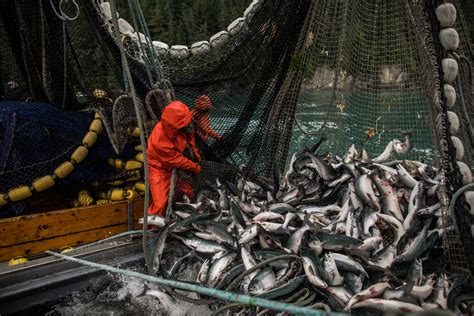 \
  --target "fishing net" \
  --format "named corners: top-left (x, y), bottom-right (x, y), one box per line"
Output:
top-left (0, 0), bottom-right (473, 271)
